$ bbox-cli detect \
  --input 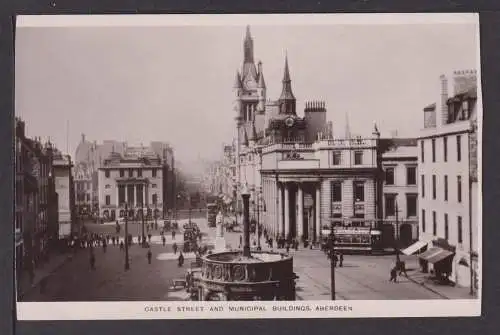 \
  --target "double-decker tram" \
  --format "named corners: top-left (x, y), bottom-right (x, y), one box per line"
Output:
top-left (321, 219), bottom-right (383, 254)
